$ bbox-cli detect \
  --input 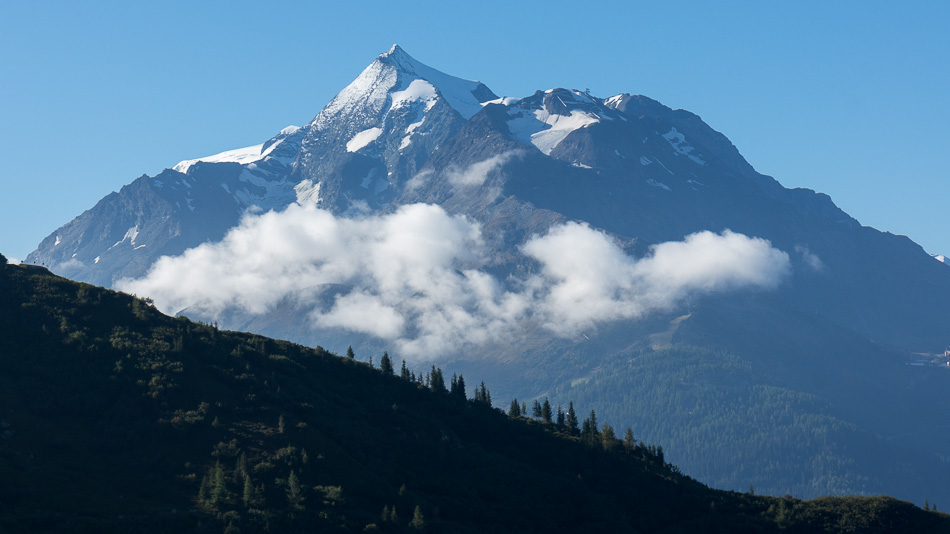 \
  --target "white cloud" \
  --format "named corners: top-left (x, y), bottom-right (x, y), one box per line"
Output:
top-left (50, 258), bottom-right (86, 276)
top-left (522, 221), bottom-right (643, 331)
top-left (522, 224), bottom-right (790, 334)
top-left (445, 151), bottom-right (522, 188)
top-left (119, 202), bottom-right (791, 359)
top-left (317, 291), bottom-right (405, 339)
top-left (633, 230), bottom-right (790, 299)
top-left (405, 169), bottom-right (433, 192)
top-left (795, 245), bottom-right (825, 272)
